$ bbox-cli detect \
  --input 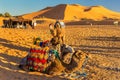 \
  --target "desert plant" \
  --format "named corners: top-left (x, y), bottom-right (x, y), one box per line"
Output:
top-left (4, 12), bottom-right (11, 17)
top-left (0, 13), bottom-right (4, 17)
